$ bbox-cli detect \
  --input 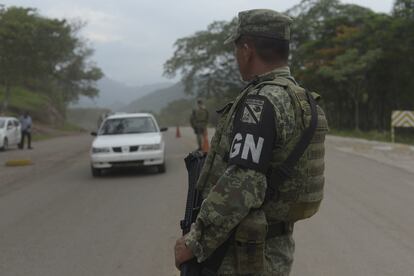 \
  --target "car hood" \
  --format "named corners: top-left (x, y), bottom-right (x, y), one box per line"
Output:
top-left (92, 132), bottom-right (162, 148)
